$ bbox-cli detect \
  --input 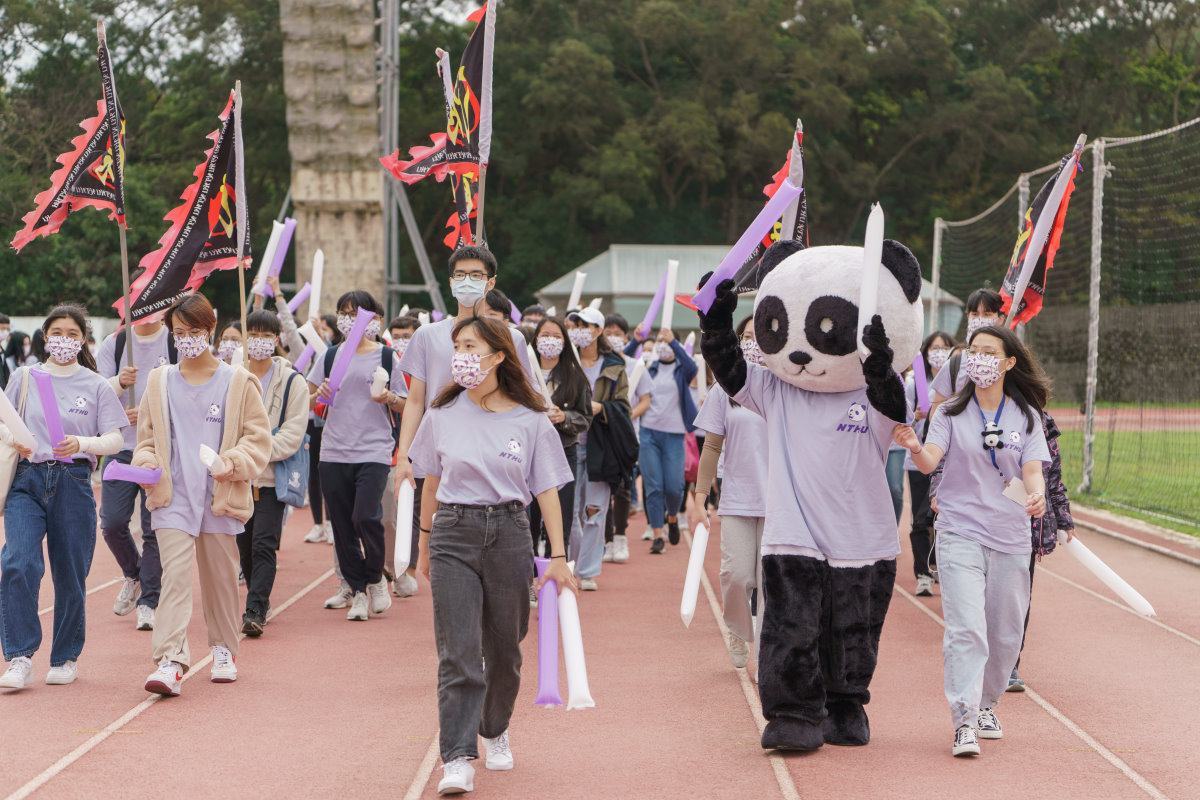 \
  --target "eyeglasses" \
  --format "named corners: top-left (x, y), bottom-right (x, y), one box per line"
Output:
top-left (451, 270), bottom-right (489, 281)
